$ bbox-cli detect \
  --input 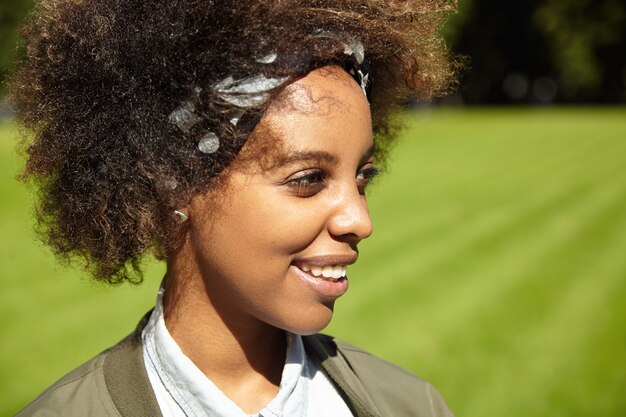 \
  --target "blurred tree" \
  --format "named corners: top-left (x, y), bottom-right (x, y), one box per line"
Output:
top-left (535, 0), bottom-right (626, 101)
top-left (444, 0), bottom-right (626, 103)
top-left (0, 0), bottom-right (33, 94)
top-left (444, 0), bottom-right (553, 103)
